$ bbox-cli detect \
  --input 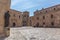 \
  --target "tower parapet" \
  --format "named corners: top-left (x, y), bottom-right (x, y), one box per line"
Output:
top-left (22, 11), bottom-right (29, 26)
top-left (34, 4), bottom-right (60, 16)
